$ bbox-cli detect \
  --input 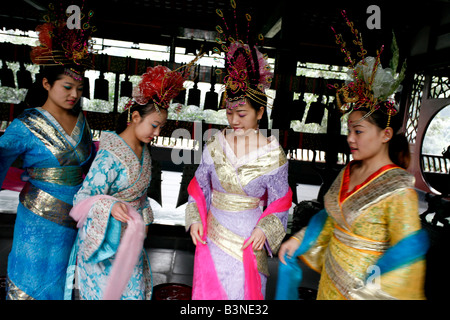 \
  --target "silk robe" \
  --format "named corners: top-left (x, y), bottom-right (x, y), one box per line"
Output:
top-left (66, 131), bottom-right (153, 300)
top-left (0, 107), bottom-right (95, 299)
top-left (296, 162), bottom-right (427, 300)
top-left (186, 131), bottom-right (291, 300)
